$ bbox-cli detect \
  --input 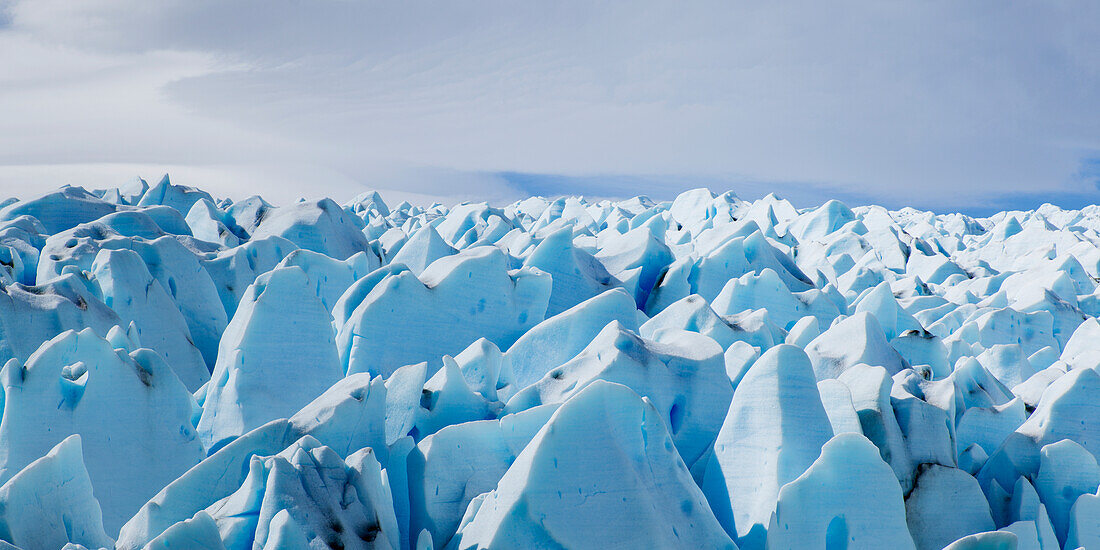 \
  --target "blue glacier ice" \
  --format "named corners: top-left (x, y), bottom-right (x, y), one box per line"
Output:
top-left (904, 464), bottom-right (995, 550)
top-left (0, 435), bottom-right (114, 550)
top-left (199, 266), bottom-right (345, 449)
top-left (505, 322), bottom-right (730, 469)
top-left (0, 328), bottom-right (202, 532)
top-left (504, 287), bottom-right (642, 389)
top-left (701, 344), bottom-right (833, 548)
top-left (338, 246), bottom-right (551, 378)
top-left (249, 198), bottom-right (370, 260)
top-left (448, 381), bottom-right (736, 549)
top-left (91, 247), bottom-right (209, 390)
top-left (0, 182), bottom-right (1099, 548)
top-left (768, 433), bottom-right (916, 549)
